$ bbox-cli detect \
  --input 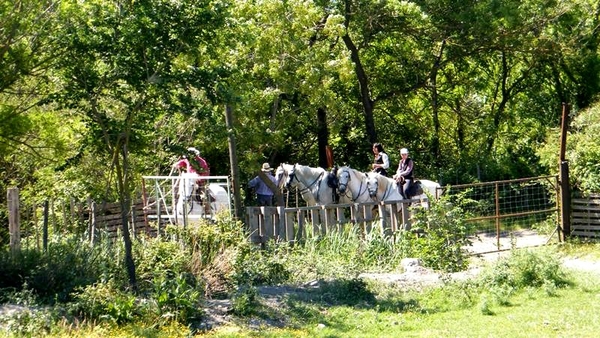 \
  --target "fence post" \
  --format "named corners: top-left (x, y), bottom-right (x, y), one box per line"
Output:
top-left (8, 187), bottom-right (21, 254)
top-left (43, 200), bottom-right (49, 252)
top-left (90, 200), bottom-right (97, 245)
top-left (559, 161), bottom-right (571, 241)
top-left (558, 103), bottom-right (571, 241)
